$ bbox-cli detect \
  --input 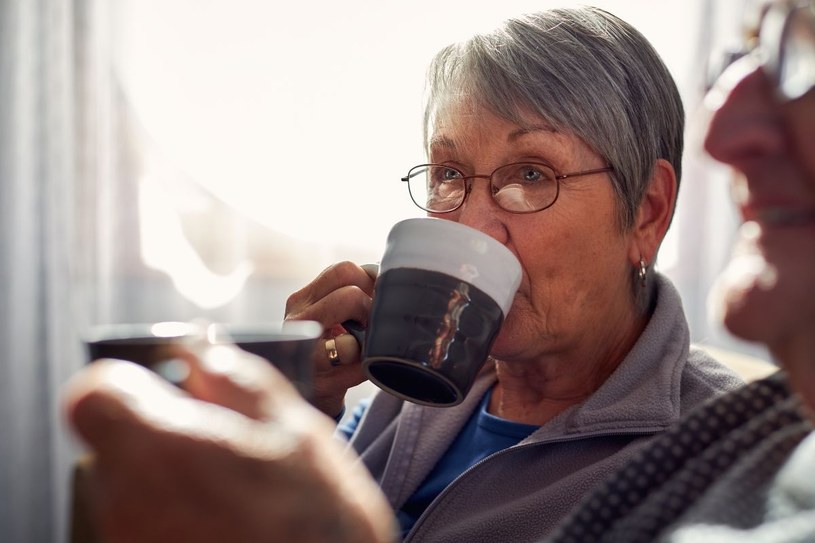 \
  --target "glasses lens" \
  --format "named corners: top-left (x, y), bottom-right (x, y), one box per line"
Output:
top-left (491, 163), bottom-right (558, 213)
top-left (705, 49), bottom-right (750, 94)
top-left (406, 165), bottom-right (466, 212)
top-left (777, 6), bottom-right (815, 100)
